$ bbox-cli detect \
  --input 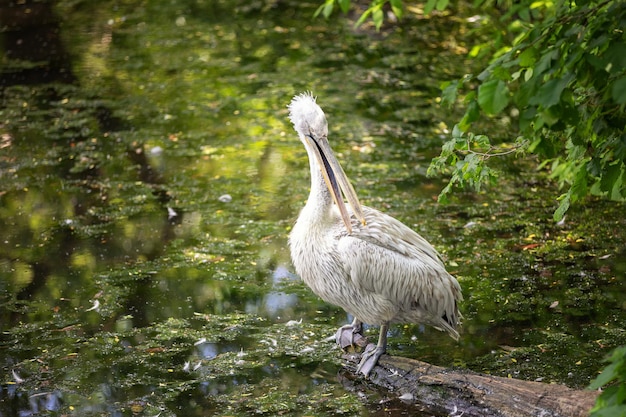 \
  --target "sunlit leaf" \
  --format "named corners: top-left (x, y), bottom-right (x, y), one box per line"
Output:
top-left (436, 0), bottom-right (449, 11)
top-left (518, 47), bottom-right (538, 67)
top-left (390, 0), bottom-right (403, 18)
top-left (313, 3), bottom-right (324, 18)
top-left (469, 44), bottom-right (483, 58)
top-left (323, 0), bottom-right (334, 18)
top-left (553, 192), bottom-right (570, 222)
top-left (354, 8), bottom-right (372, 27)
top-left (424, 0), bottom-right (437, 14)
top-left (373, 6), bottom-right (384, 30)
